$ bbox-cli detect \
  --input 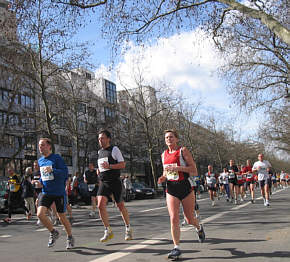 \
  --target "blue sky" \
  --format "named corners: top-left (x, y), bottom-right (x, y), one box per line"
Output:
top-left (72, 8), bottom-right (261, 142)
